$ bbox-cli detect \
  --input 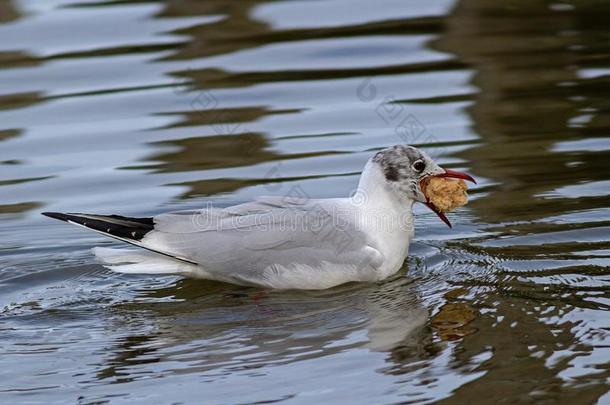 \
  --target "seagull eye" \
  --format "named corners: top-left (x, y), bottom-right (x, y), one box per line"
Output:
top-left (413, 160), bottom-right (426, 173)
